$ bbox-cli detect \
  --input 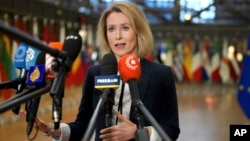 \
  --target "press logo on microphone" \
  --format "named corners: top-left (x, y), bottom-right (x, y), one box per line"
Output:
top-left (30, 67), bottom-right (40, 82)
top-left (125, 55), bottom-right (139, 70)
top-left (66, 35), bottom-right (79, 40)
top-left (26, 47), bottom-right (35, 62)
top-left (95, 75), bottom-right (120, 89)
top-left (14, 45), bottom-right (26, 62)
top-left (26, 64), bottom-right (46, 86)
